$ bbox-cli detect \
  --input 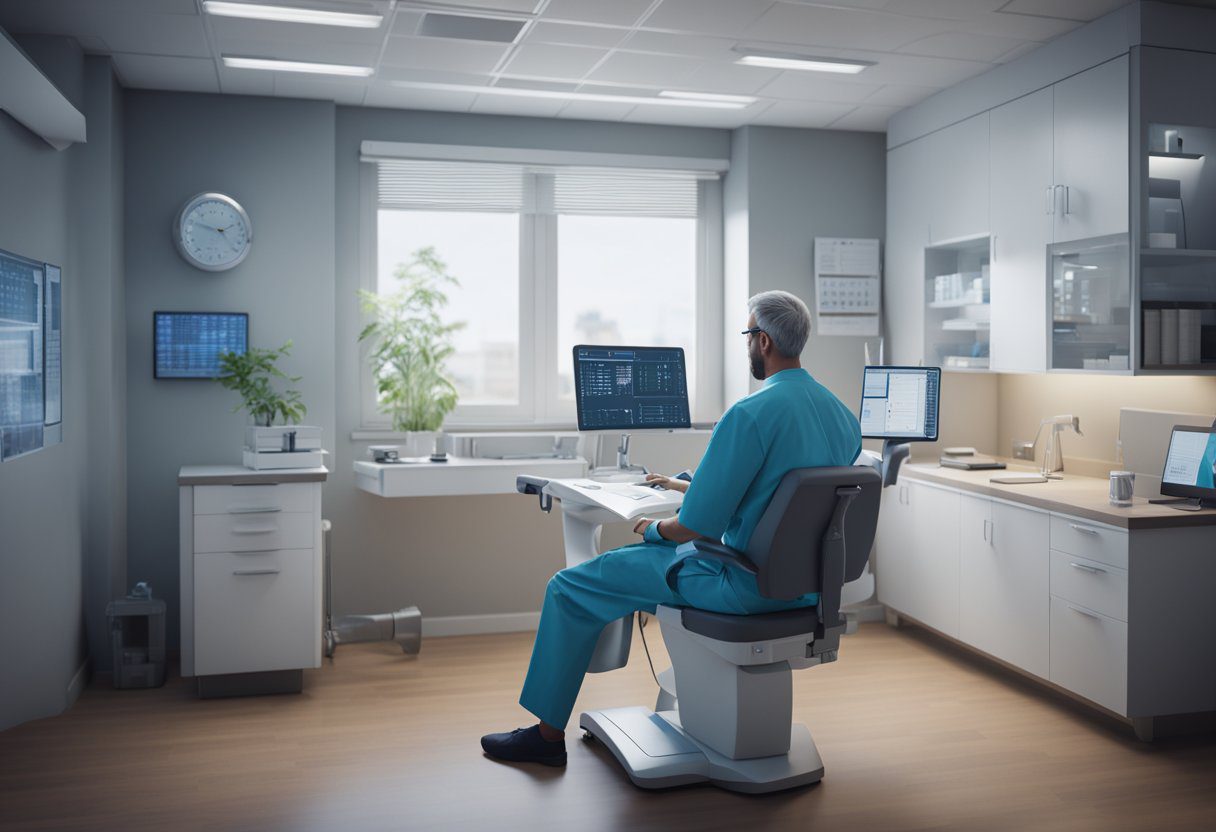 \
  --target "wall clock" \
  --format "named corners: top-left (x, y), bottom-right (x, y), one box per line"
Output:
top-left (173, 192), bottom-right (252, 271)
